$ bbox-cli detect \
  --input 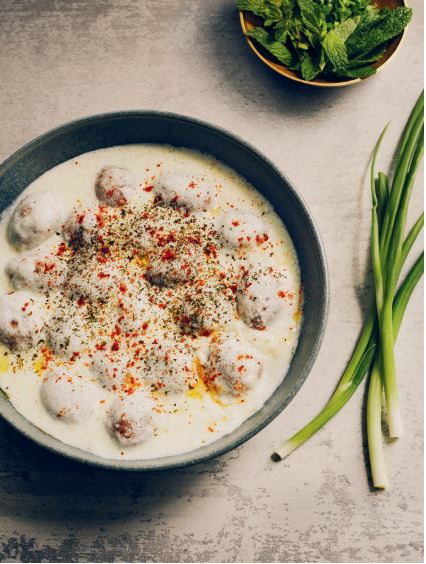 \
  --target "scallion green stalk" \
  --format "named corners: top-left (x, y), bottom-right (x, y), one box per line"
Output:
top-left (367, 253), bottom-right (424, 488)
top-left (372, 96), bottom-right (423, 438)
